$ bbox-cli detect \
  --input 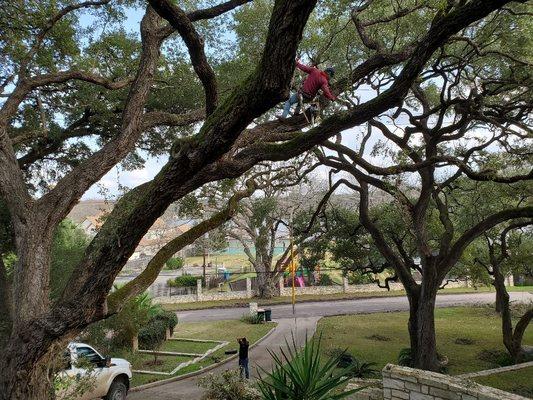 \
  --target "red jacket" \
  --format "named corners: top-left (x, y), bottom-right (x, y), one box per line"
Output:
top-left (296, 61), bottom-right (336, 101)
